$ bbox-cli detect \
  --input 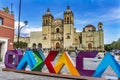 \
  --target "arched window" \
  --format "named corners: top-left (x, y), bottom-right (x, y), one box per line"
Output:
top-left (32, 43), bottom-right (36, 47)
top-left (67, 17), bottom-right (69, 23)
top-left (46, 20), bottom-right (48, 25)
top-left (67, 35), bottom-right (70, 39)
top-left (32, 43), bottom-right (37, 51)
top-left (44, 36), bottom-right (47, 40)
top-left (79, 36), bottom-right (82, 44)
top-left (38, 43), bottom-right (42, 49)
top-left (56, 28), bottom-right (60, 33)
